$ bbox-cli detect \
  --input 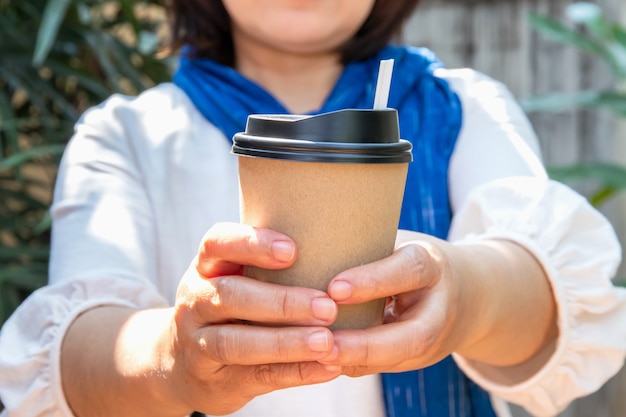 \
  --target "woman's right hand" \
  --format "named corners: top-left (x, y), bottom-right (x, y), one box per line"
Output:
top-left (165, 222), bottom-right (341, 415)
top-left (61, 223), bottom-right (339, 417)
